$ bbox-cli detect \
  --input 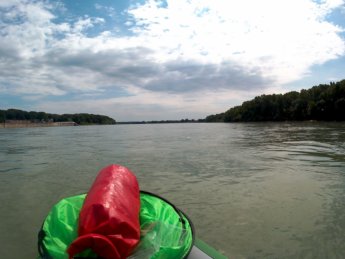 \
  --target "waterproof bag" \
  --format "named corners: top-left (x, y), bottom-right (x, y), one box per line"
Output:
top-left (67, 164), bottom-right (141, 259)
top-left (38, 193), bottom-right (194, 258)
